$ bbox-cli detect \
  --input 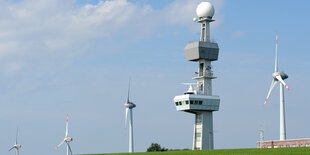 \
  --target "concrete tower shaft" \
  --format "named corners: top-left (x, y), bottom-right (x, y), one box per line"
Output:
top-left (201, 21), bottom-right (210, 42)
top-left (173, 2), bottom-right (220, 151)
